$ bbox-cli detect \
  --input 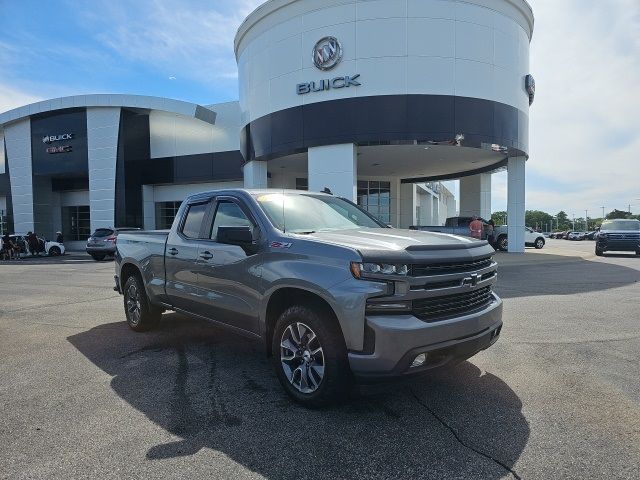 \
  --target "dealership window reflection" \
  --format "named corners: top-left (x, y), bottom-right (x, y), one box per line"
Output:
top-left (155, 201), bottom-right (182, 230)
top-left (358, 181), bottom-right (391, 225)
